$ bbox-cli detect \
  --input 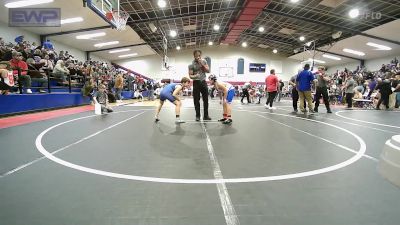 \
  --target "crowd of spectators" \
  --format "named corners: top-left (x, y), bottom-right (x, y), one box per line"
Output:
top-left (0, 35), bottom-right (155, 100)
top-left (215, 57), bottom-right (400, 110)
top-left (322, 58), bottom-right (400, 109)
